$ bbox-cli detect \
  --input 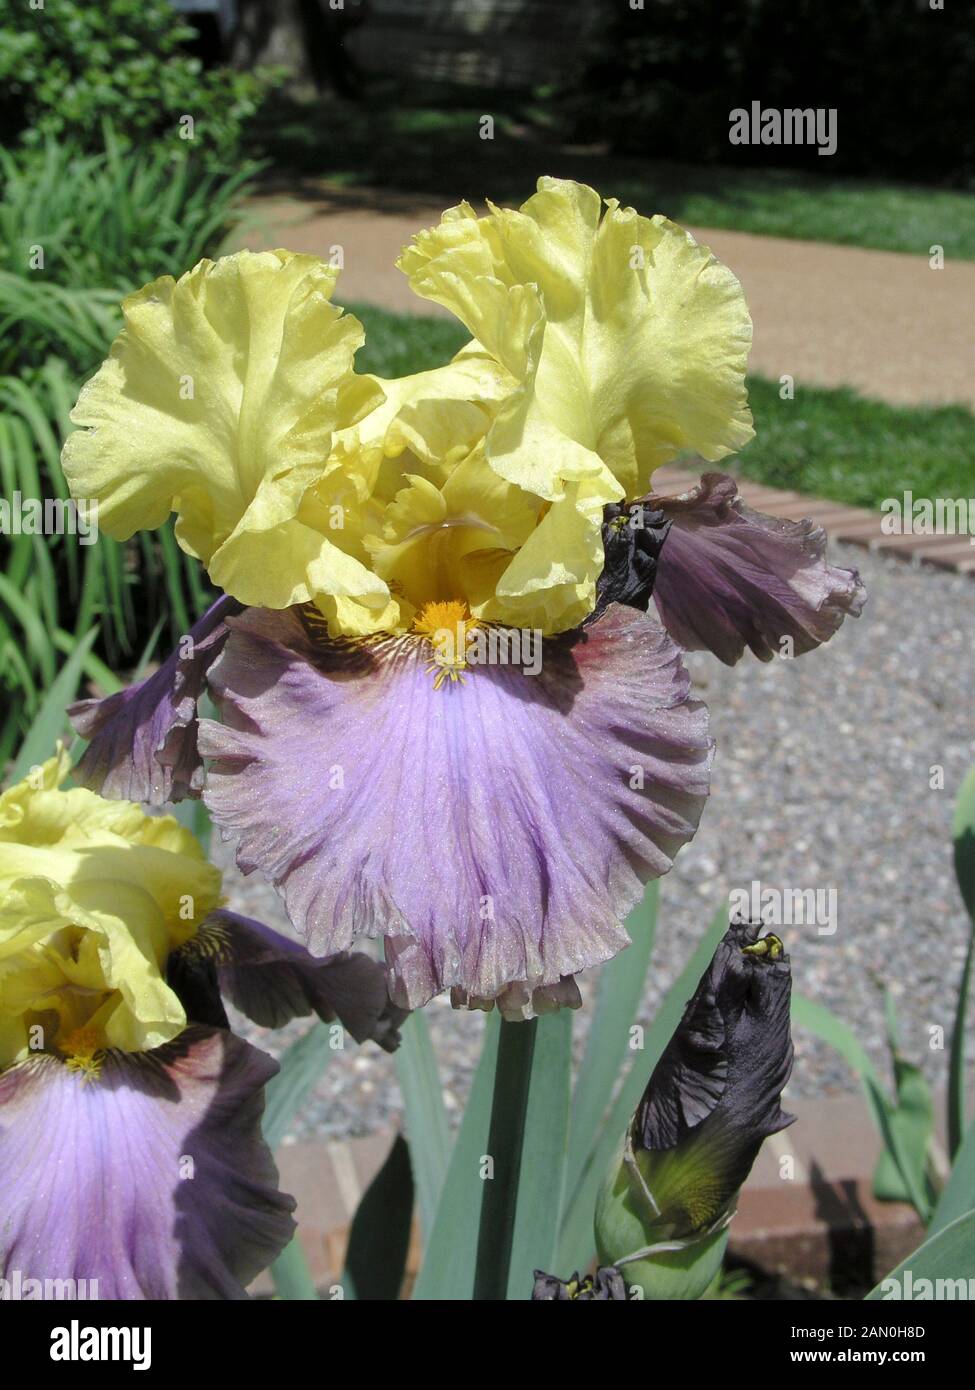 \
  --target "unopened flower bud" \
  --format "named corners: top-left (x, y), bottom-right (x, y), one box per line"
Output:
top-left (595, 918), bottom-right (794, 1299)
